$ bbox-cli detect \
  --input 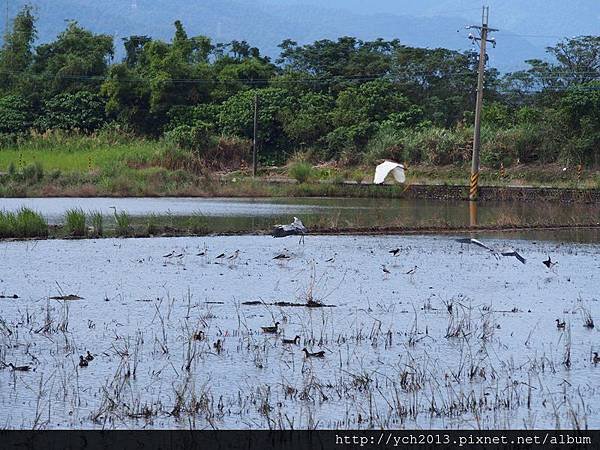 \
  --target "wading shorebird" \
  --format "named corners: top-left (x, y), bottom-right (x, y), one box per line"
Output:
top-left (282, 335), bottom-right (301, 345)
top-left (85, 351), bottom-right (94, 361)
top-left (302, 348), bottom-right (325, 358)
top-left (8, 363), bottom-right (31, 372)
top-left (543, 256), bottom-right (558, 269)
top-left (79, 356), bottom-right (88, 367)
top-left (261, 322), bottom-right (280, 333)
